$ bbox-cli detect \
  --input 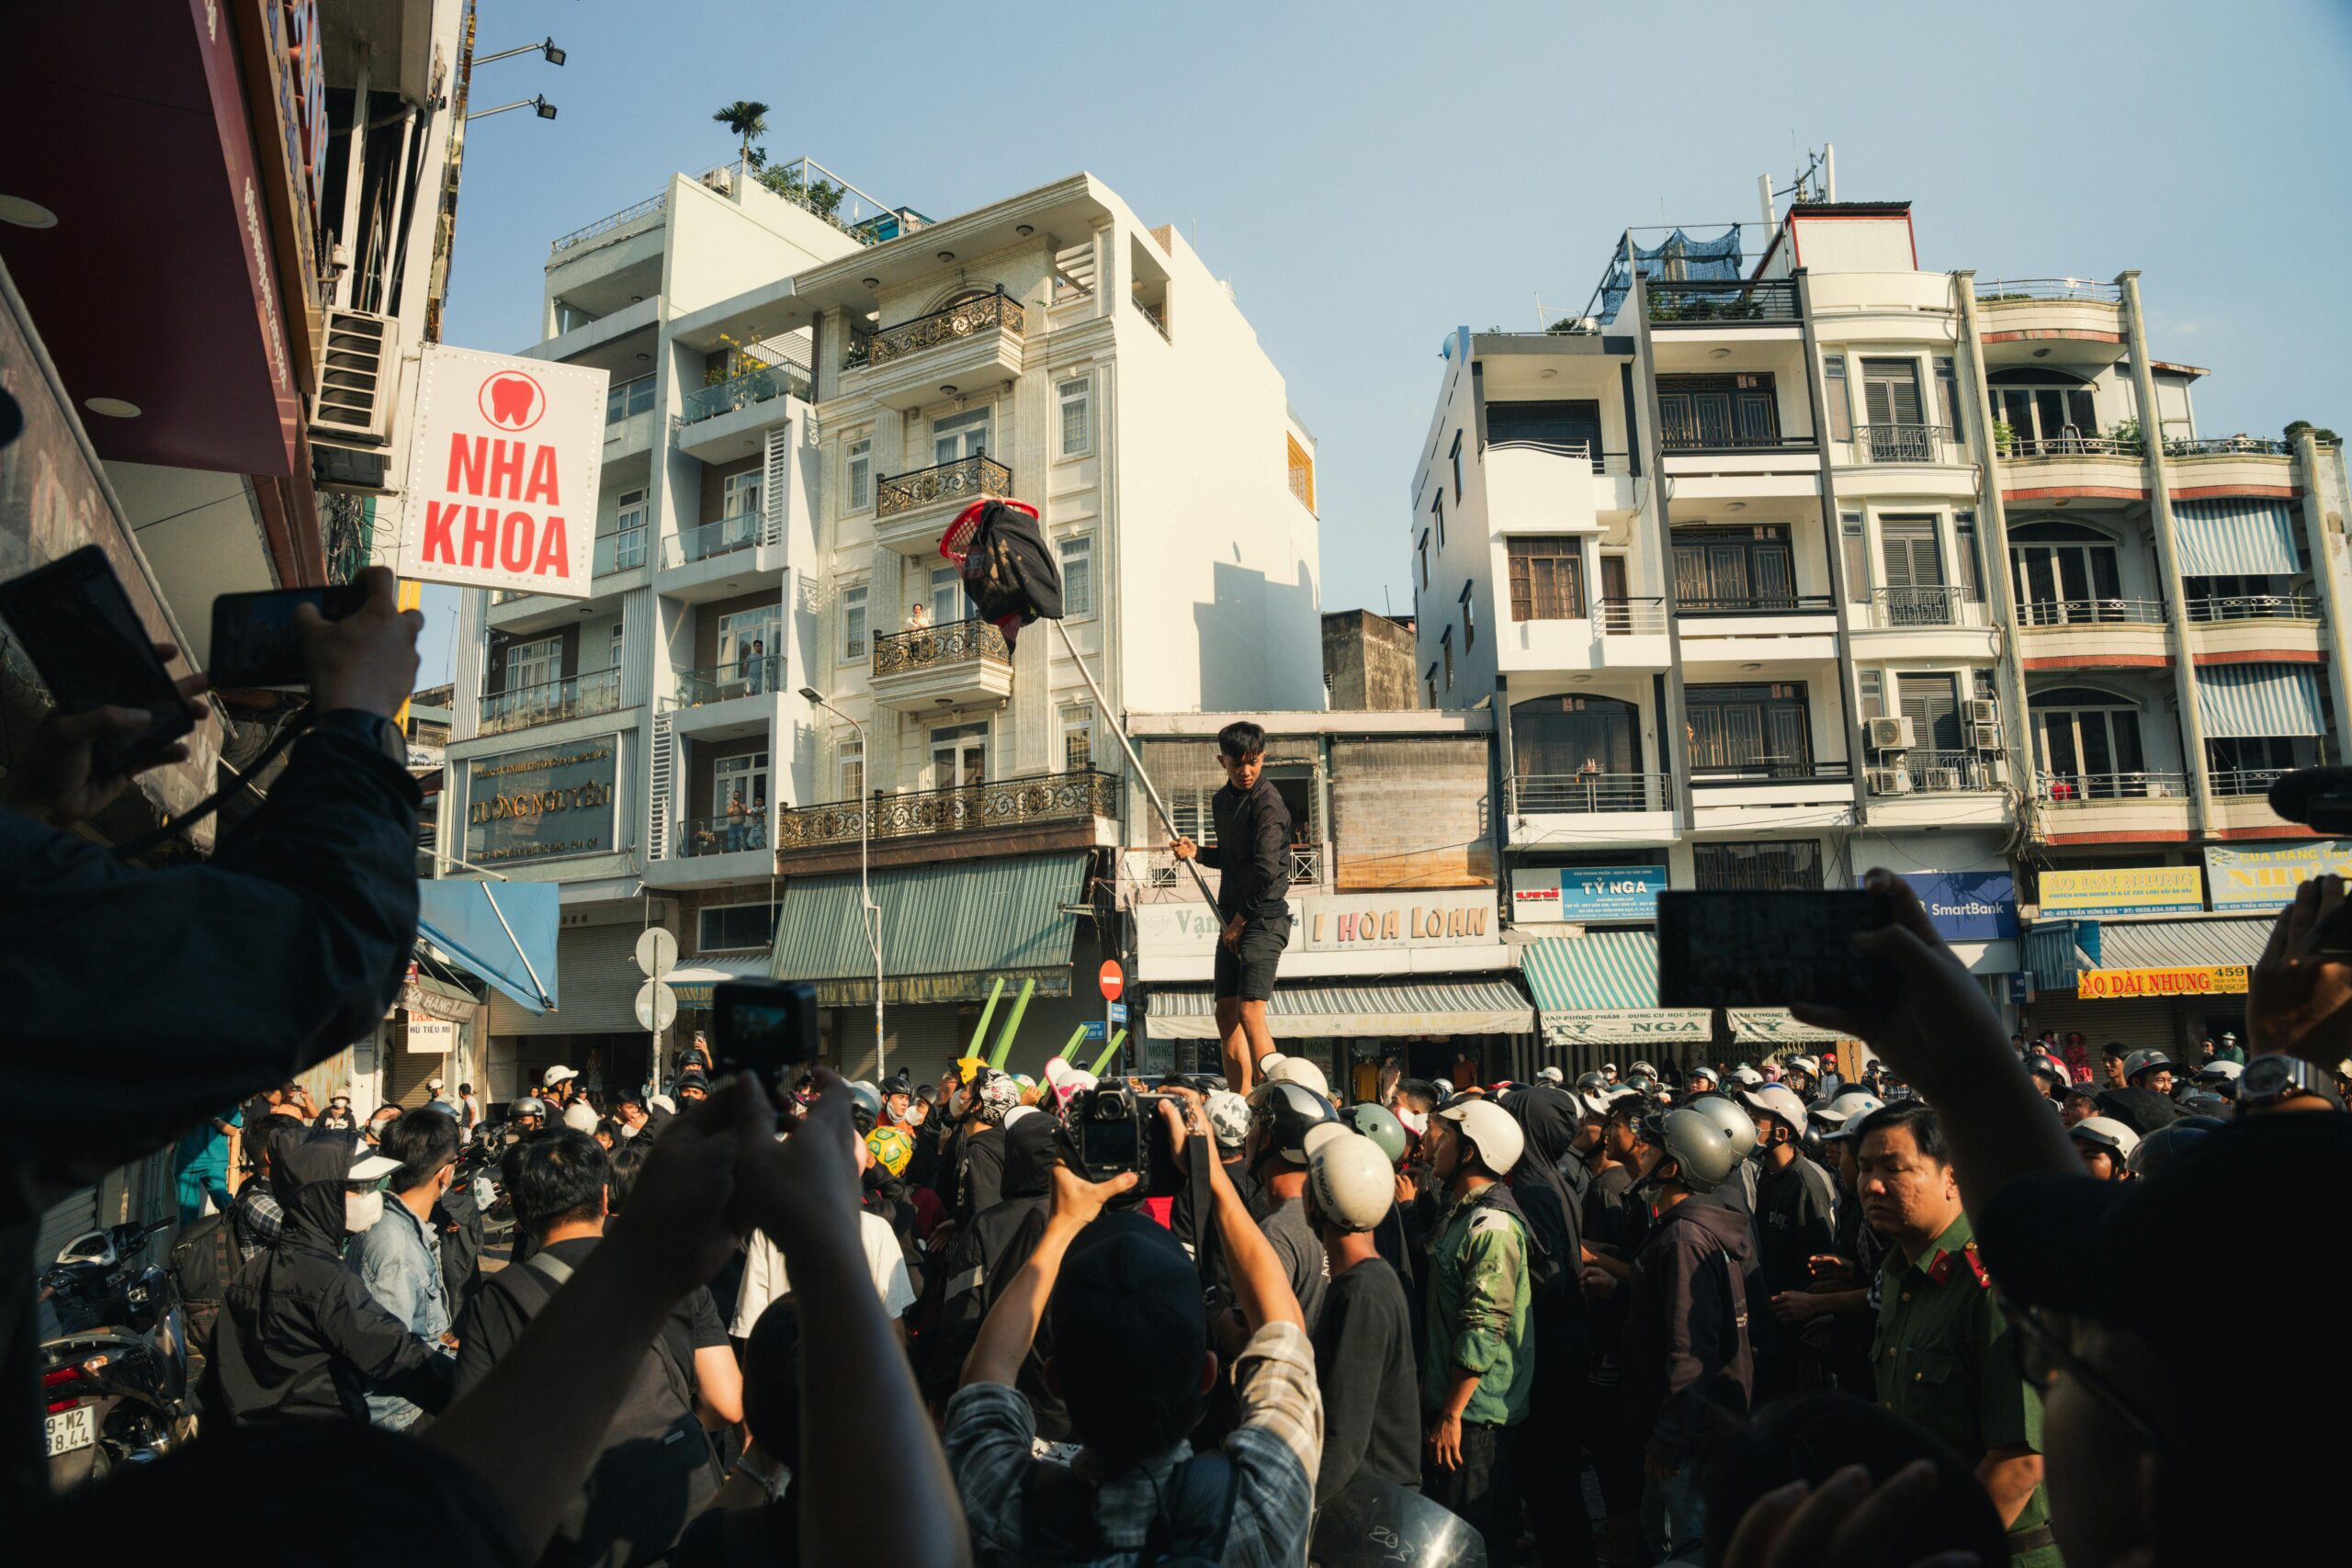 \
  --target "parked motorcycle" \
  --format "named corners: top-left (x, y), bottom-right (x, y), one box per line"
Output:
top-left (38, 1219), bottom-right (195, 1490)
